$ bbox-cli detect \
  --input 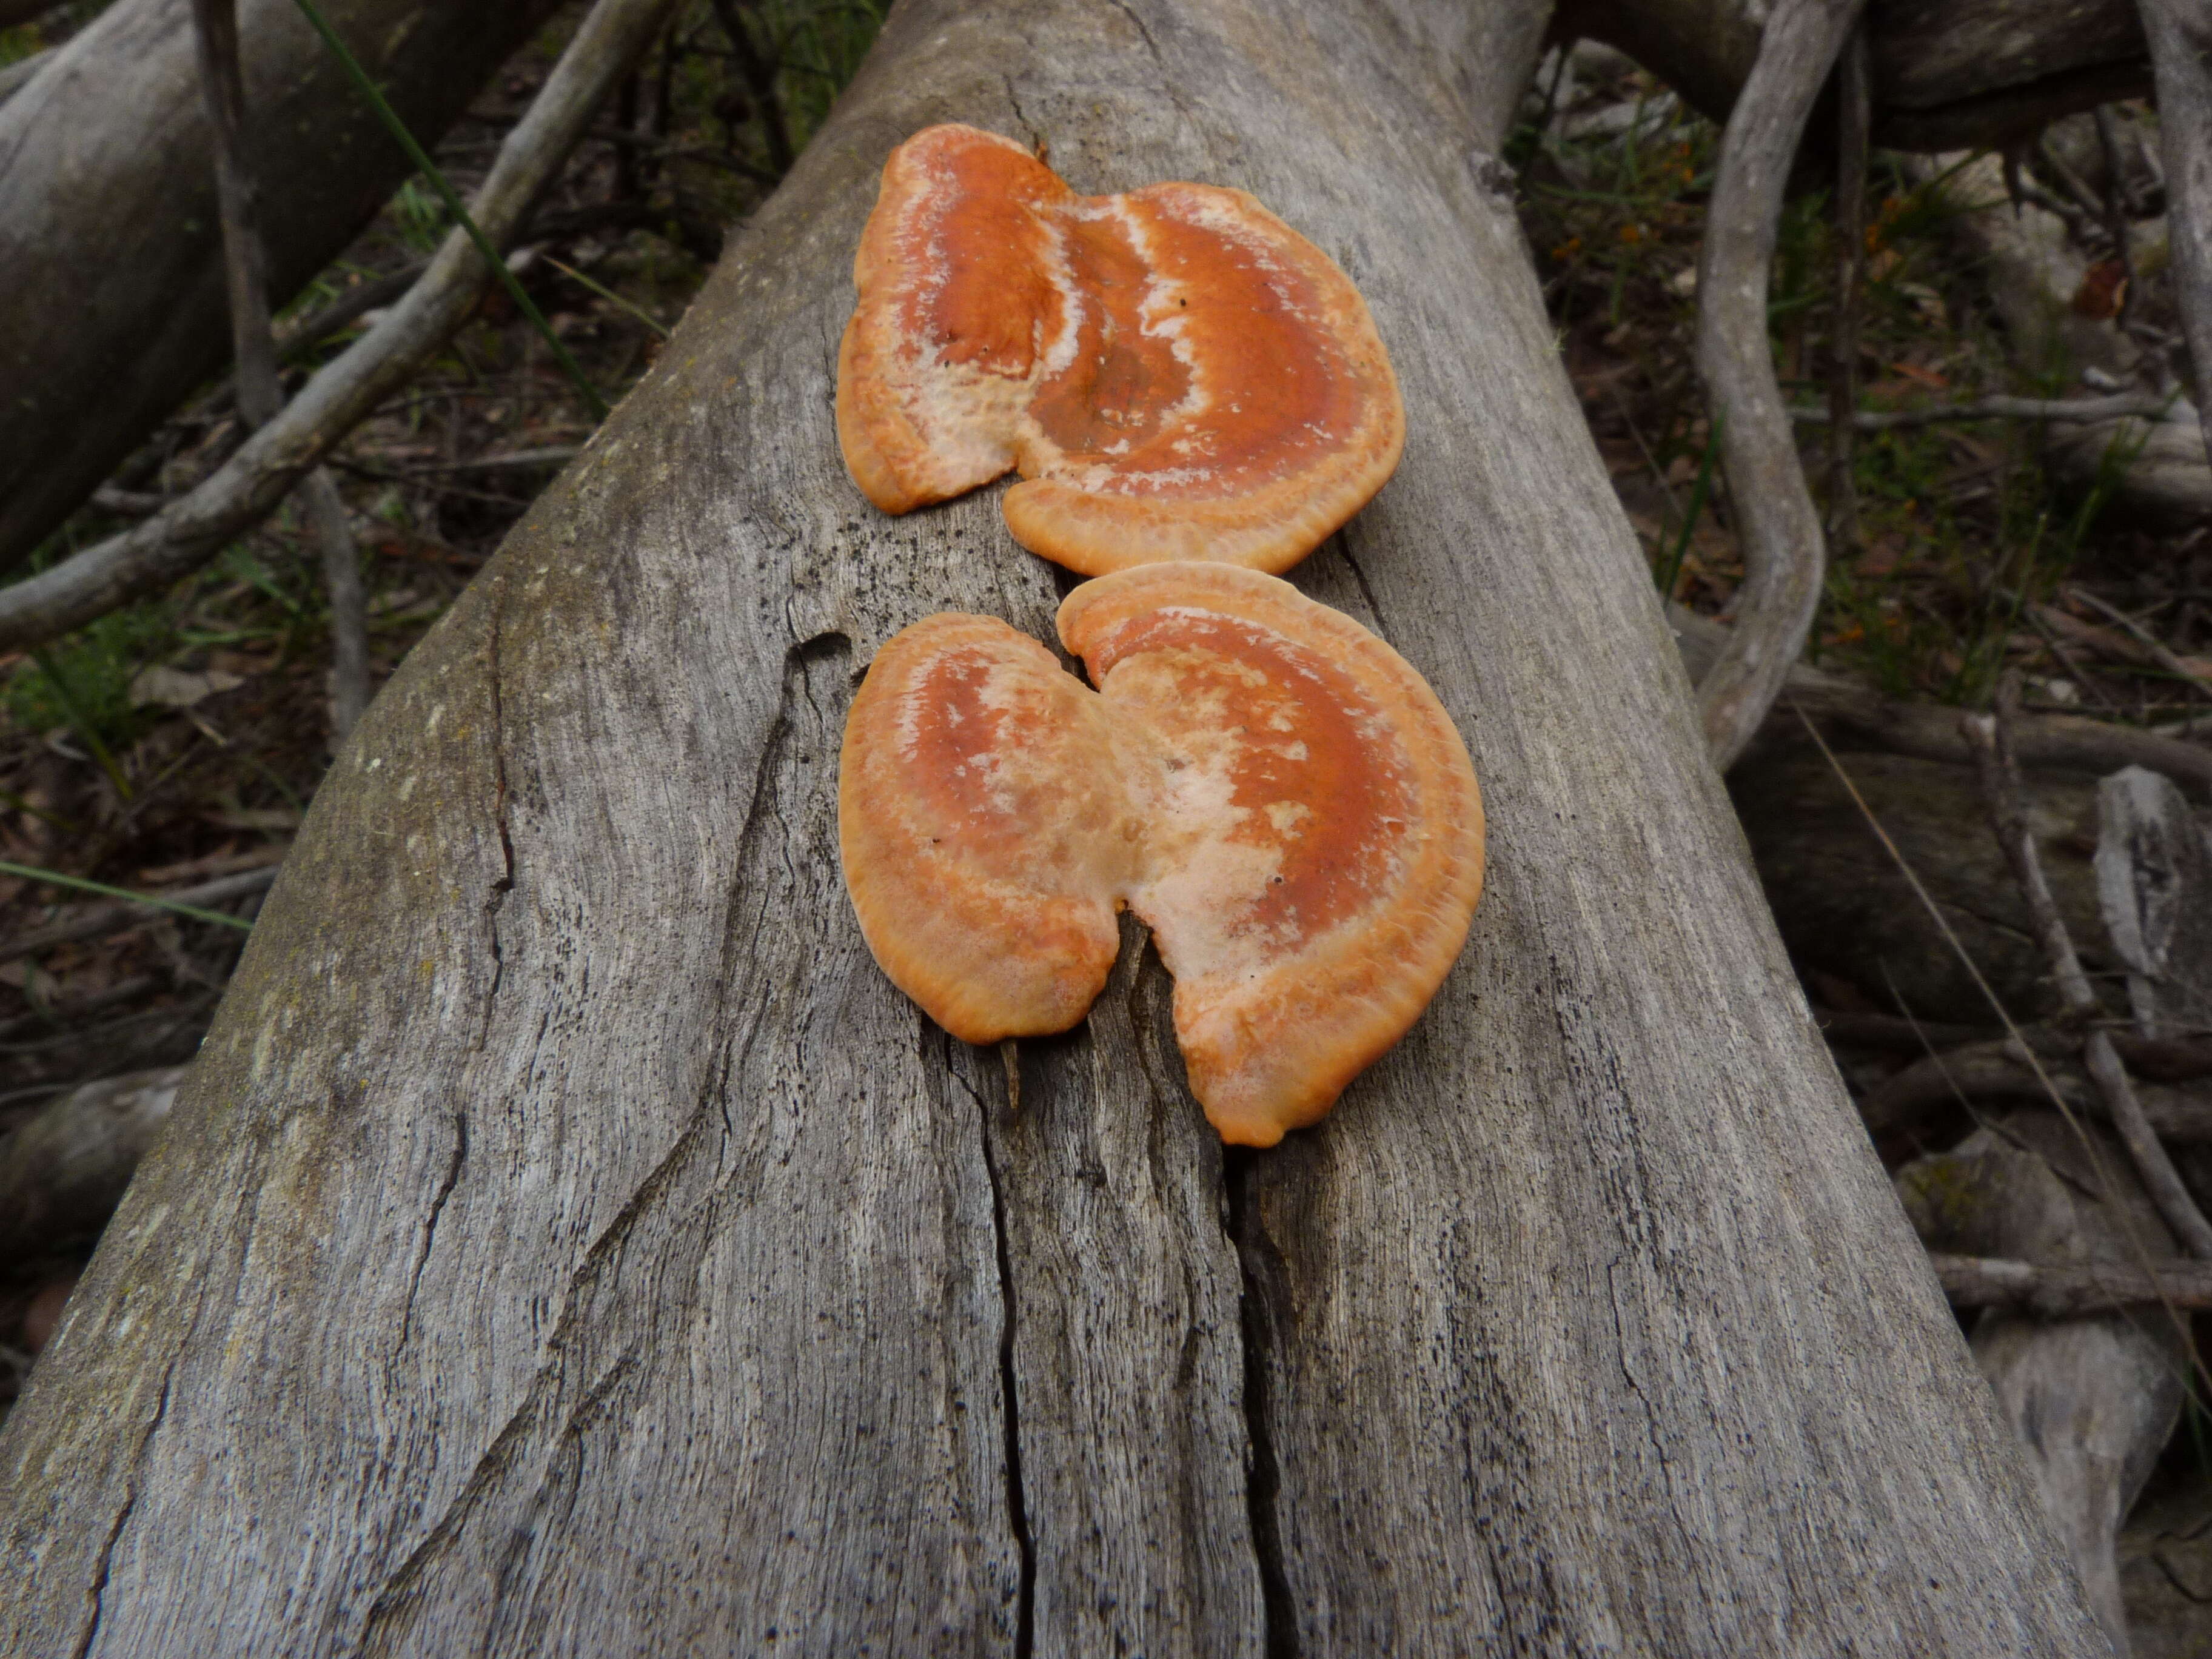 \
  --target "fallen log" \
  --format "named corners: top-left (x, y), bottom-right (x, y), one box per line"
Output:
top-left (0, 1067), bottom-right (189, 1262)
top-left (0, 2), bottom-right (2111, 1652)
top-left (0, 0), bottom-right (564, 574)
